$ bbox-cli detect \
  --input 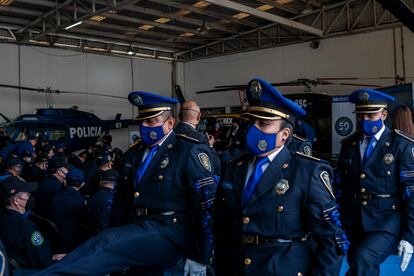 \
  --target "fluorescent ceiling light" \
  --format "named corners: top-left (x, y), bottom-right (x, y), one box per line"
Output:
top-left (127, 46), bottom-right (135, 55)
top-left (65, 21), bottom-right (83, 30)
